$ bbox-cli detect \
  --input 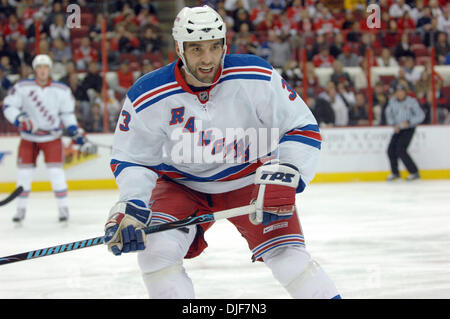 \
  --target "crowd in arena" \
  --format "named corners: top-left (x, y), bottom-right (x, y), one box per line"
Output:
top-left (0, 0), bottom-right (449, 133)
